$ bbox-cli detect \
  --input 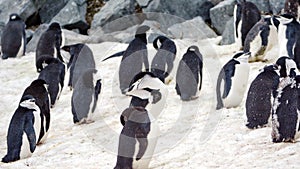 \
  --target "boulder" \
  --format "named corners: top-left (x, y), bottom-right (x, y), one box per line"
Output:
top-left (26, 24), bottom-right (48, 52)
top-left (269, 0), bottom-right (285, 15)
top-left (37, 0), bottom-right (70, 23)
top-left (51, 0), bottom-right (89, 35)
top-left (210, 0), bottom-right (235, 35)
top-left (91, 0), bottom-right (136, 30)
top-left (247, 0), bottom-right (271, 14)
top-left (143, 0), bottom-right (214, 21)
top-left (0, 0), bottom-right (36, 24)
top-left (168, 16), bottom-right (217, 40)
top-left (145, 12), bottom-right (186, 33)
top-left (221, 17), bottom-right (234, 45)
